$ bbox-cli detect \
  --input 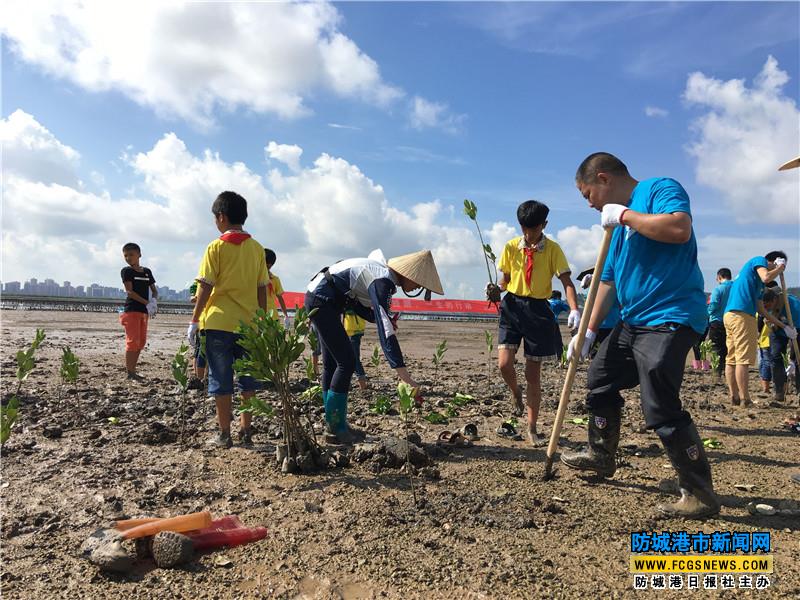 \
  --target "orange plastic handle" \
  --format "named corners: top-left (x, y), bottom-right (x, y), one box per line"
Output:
top-left (114, 517), bottom-right (162, 531)
top-left (121, 511), bottom-right (213, 540)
